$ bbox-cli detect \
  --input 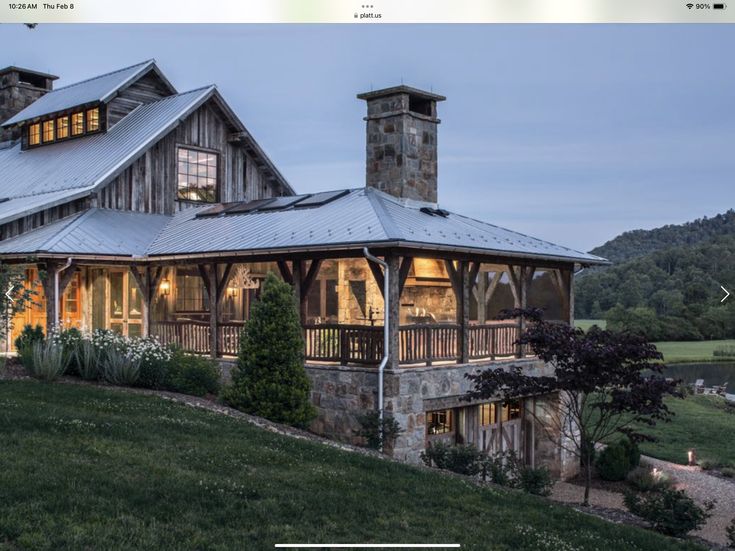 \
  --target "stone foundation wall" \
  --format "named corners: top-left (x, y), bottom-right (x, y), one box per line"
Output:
top-left (304, 358), bottom-right (579, 479)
